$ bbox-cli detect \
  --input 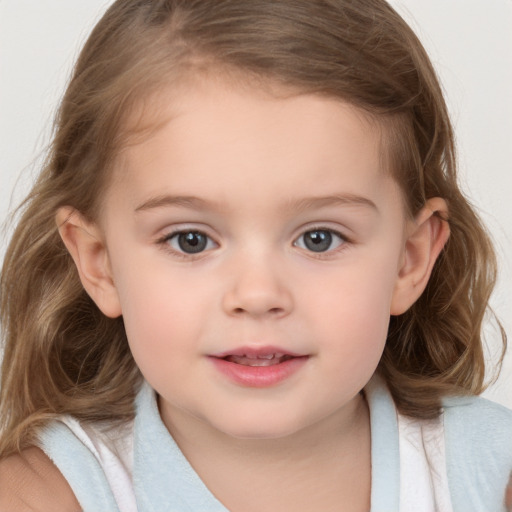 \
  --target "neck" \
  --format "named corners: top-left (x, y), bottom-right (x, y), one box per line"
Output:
top-left (161, 393), bottom-right (371, 512)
